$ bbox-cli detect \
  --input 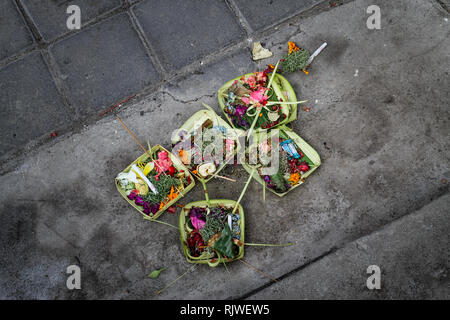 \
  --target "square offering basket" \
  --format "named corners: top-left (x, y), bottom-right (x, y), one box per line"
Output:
top-left (179, 199), bottom-right (245, 267)
top-left (171, 108), bottom-right (244, 183)
top-left (115, 145), bottom-right (195, 220)
top-left (218, 72), bottom-right (299, 132)
top-left (242, 128), bottom-right (321, 197)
